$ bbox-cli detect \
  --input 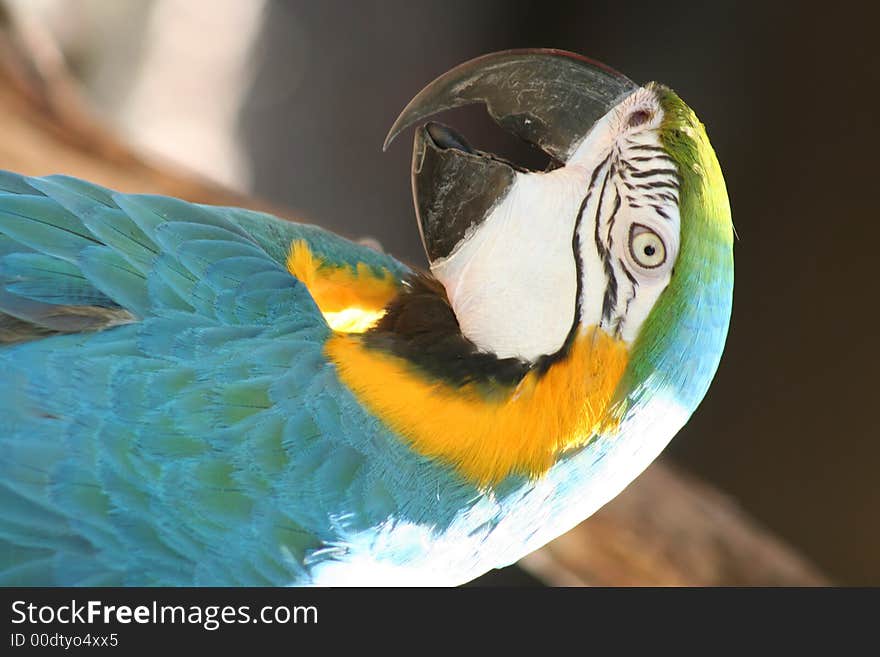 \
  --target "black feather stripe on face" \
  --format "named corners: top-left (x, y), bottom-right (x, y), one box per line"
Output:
top-left (532, 153), bottom-right (608, 376)
top-left (592, 160), bottom-right (620, 329)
